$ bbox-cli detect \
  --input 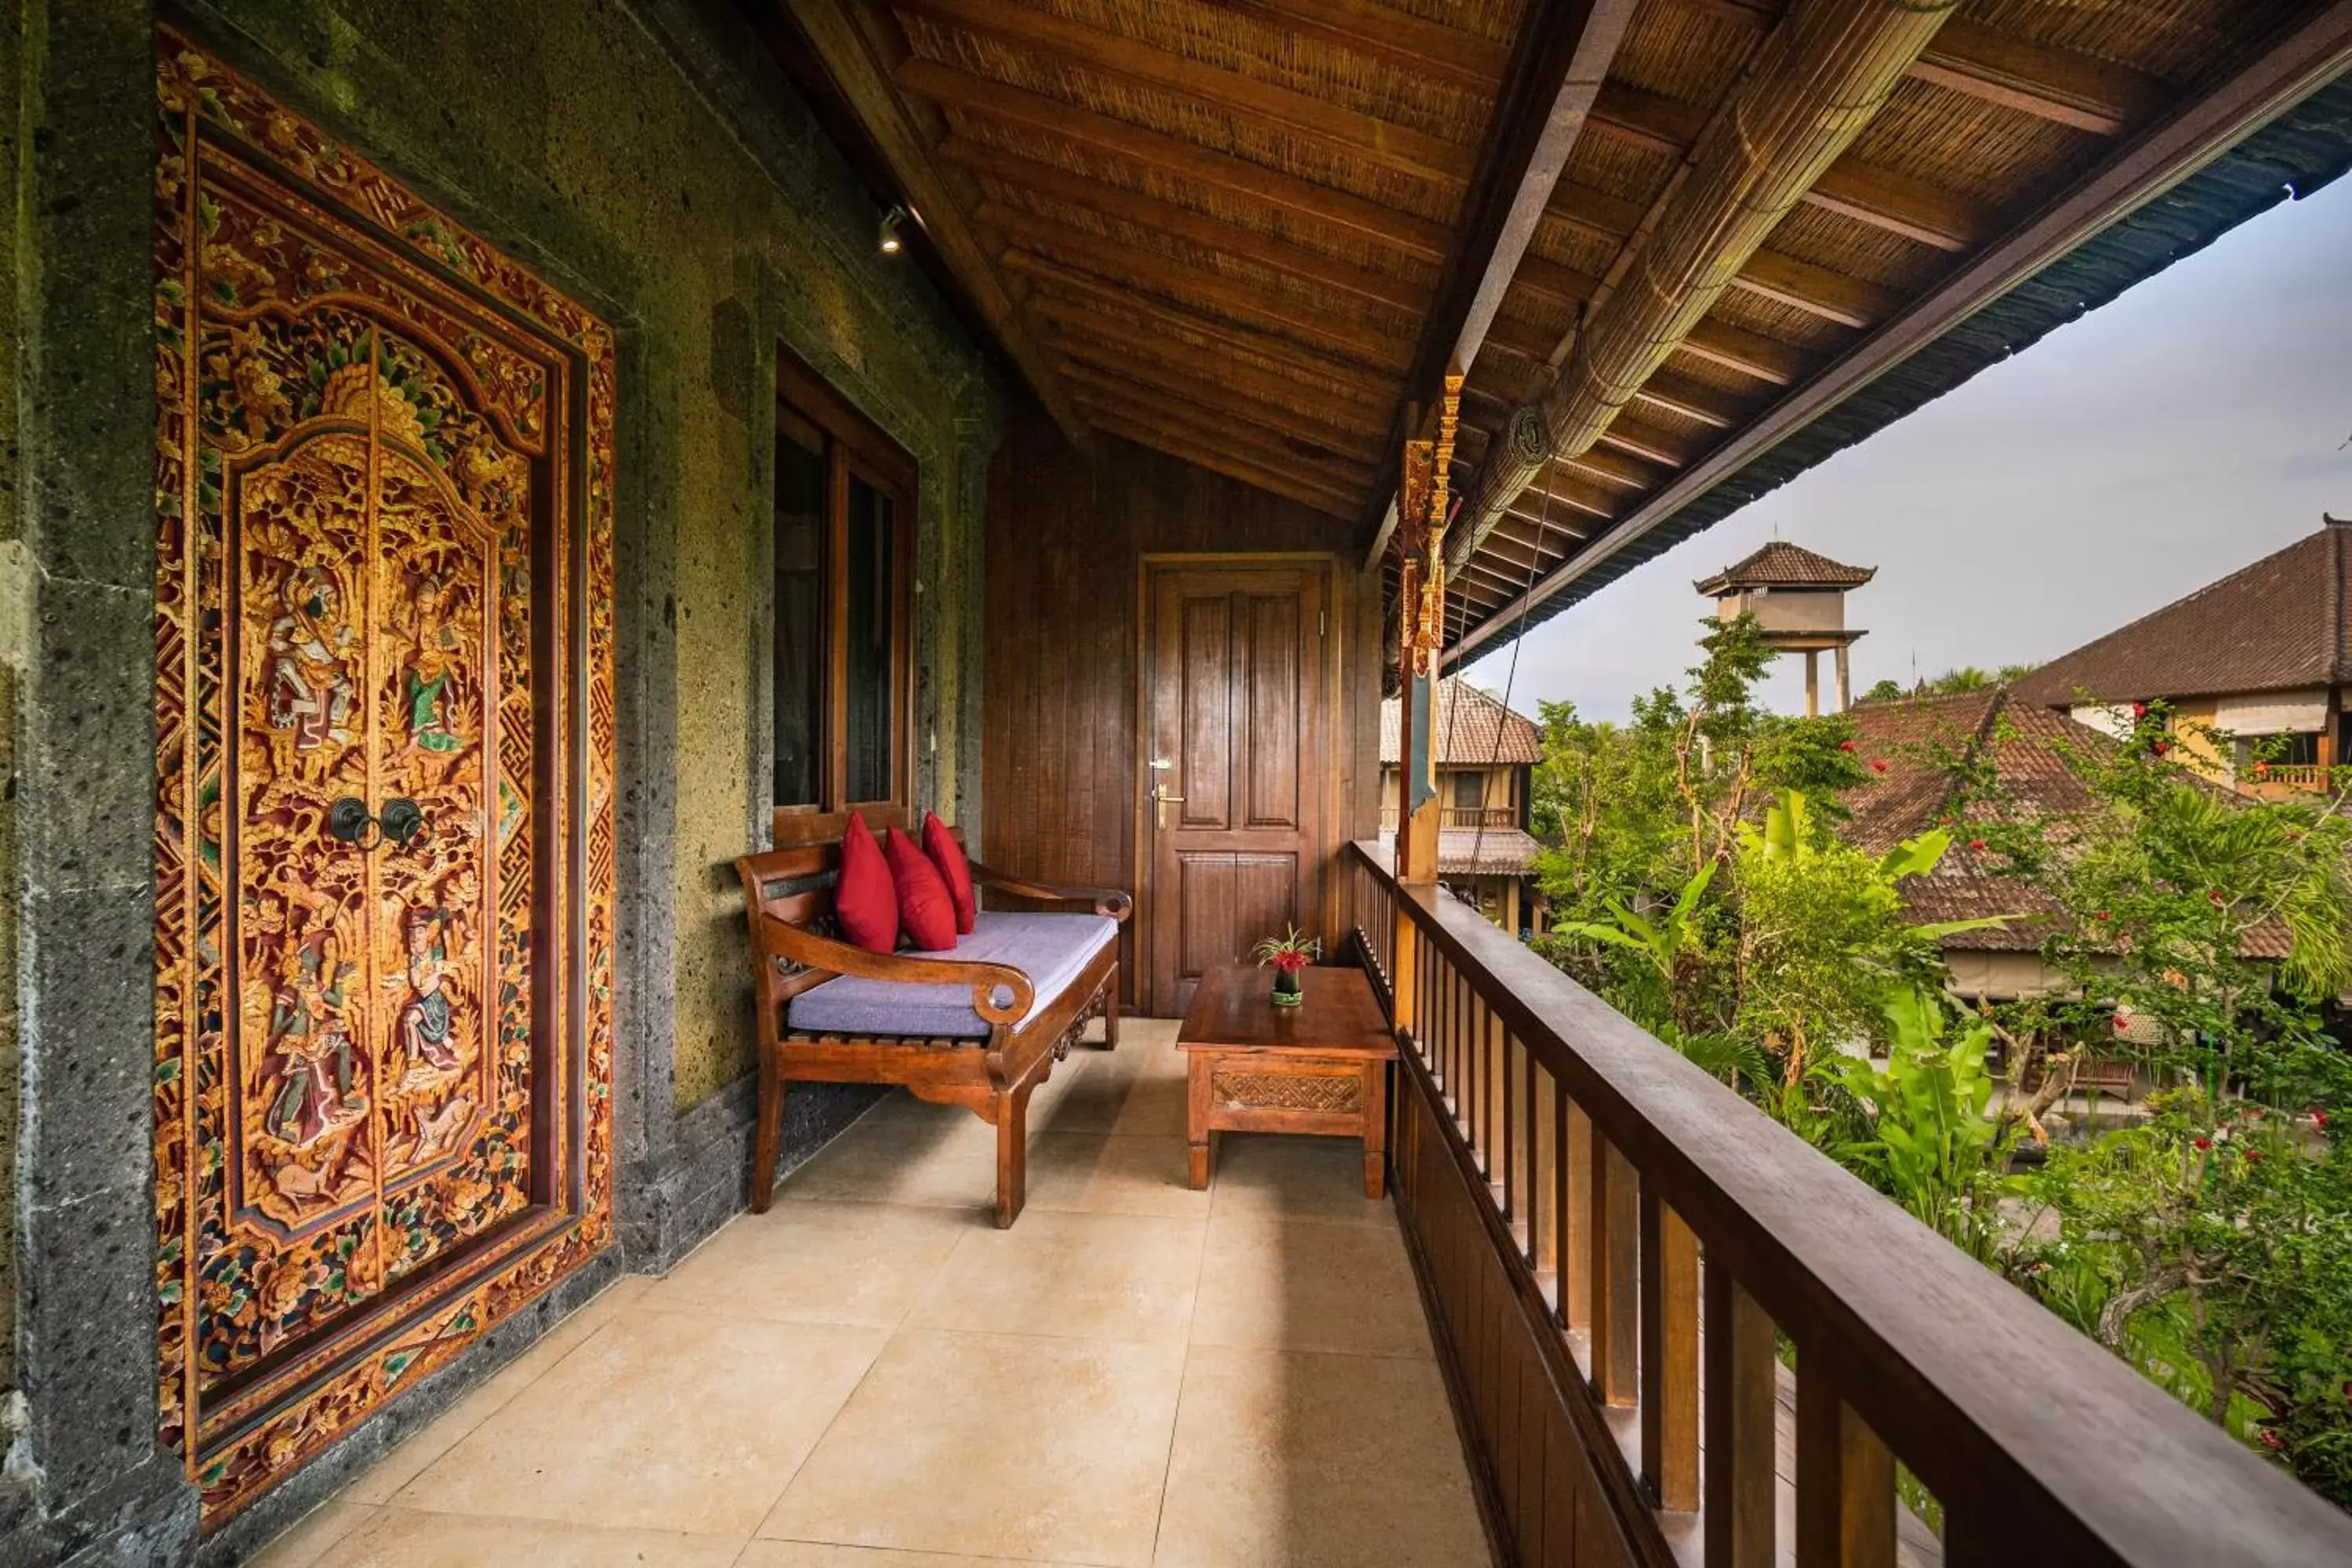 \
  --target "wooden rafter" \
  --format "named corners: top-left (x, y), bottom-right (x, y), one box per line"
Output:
top-left (1087, 414), bottom-right (1359, 517)
top-left (1056, 358), bottom-right (1383, 470)
top-left (984, 209), bottom-right (1413, 368)
top-left (1042, 311), bottom-right (1388, 424)
top-left (1215, 0), bottom-right (1508, 96)
top-left (1674, 1), bottom-right (2170, 136)
top-left (894, 58), bottom-right (1453, 259)
top-left (1018, 271), bottom-right (1394, 403)
top-left (779, 0), bottom-right (1090, 442)
top-left (891, 0), bottom-right (1475, 184)
top-left (1069, 398), bottom-right (1378, 501)
top-left (938, 138), bottom-right (1431, 313)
